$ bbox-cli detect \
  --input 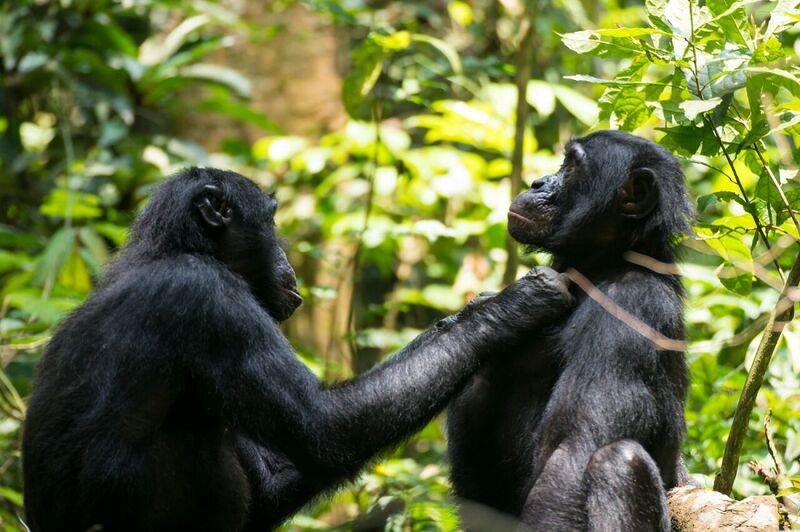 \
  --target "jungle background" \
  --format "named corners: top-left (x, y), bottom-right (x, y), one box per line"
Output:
top-left (1, 0), bottom-right (799, 529)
